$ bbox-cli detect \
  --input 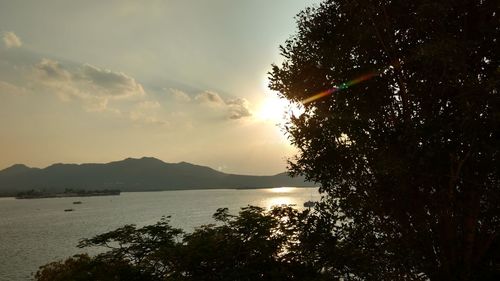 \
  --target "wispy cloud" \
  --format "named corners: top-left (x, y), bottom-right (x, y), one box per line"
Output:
top-left (35, 59), bottom-right (71, 82)
top-left (2, 31), bottom-right (22, 48)
top-left (226, 98), bottom-right (252, 120)
top-left (129, 100), bottom-right (168, 126)
top-left (194, 91), bottom-right (252, 120)
top-left (195, 90), bottom-right (225, 105)
top-left (167, 88), bottom-right (191, 102)
top-left (80, 64), bottom-right (145, 99)
top-left (138, 100), bottom-right (161, 109)
top-left (34, 58), bottom-right (144, 112)
top-left (0, 80), bottom-right (27, 95)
